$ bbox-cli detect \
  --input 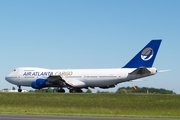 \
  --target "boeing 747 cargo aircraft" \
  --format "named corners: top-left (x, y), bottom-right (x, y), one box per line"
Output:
top-left (5, 40), bottom-right (162, 92)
